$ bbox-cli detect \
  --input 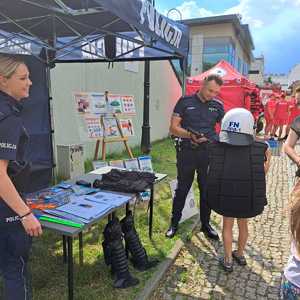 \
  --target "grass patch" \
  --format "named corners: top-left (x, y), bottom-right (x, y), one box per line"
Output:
top-left (0, 138), bottom-right (199, 300)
